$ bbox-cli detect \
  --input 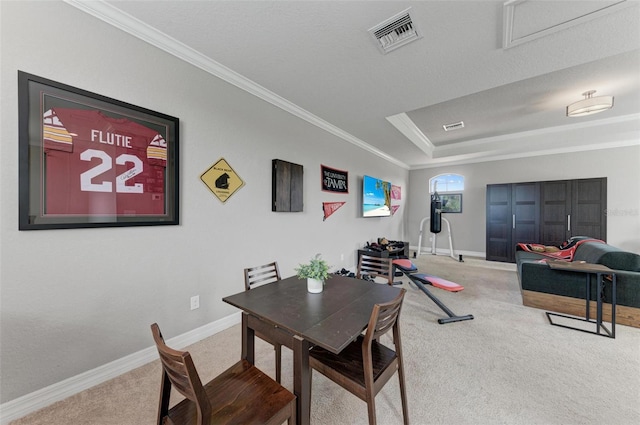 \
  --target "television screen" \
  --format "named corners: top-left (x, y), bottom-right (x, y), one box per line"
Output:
top-left (362, 175), bottom-right (391, 217)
